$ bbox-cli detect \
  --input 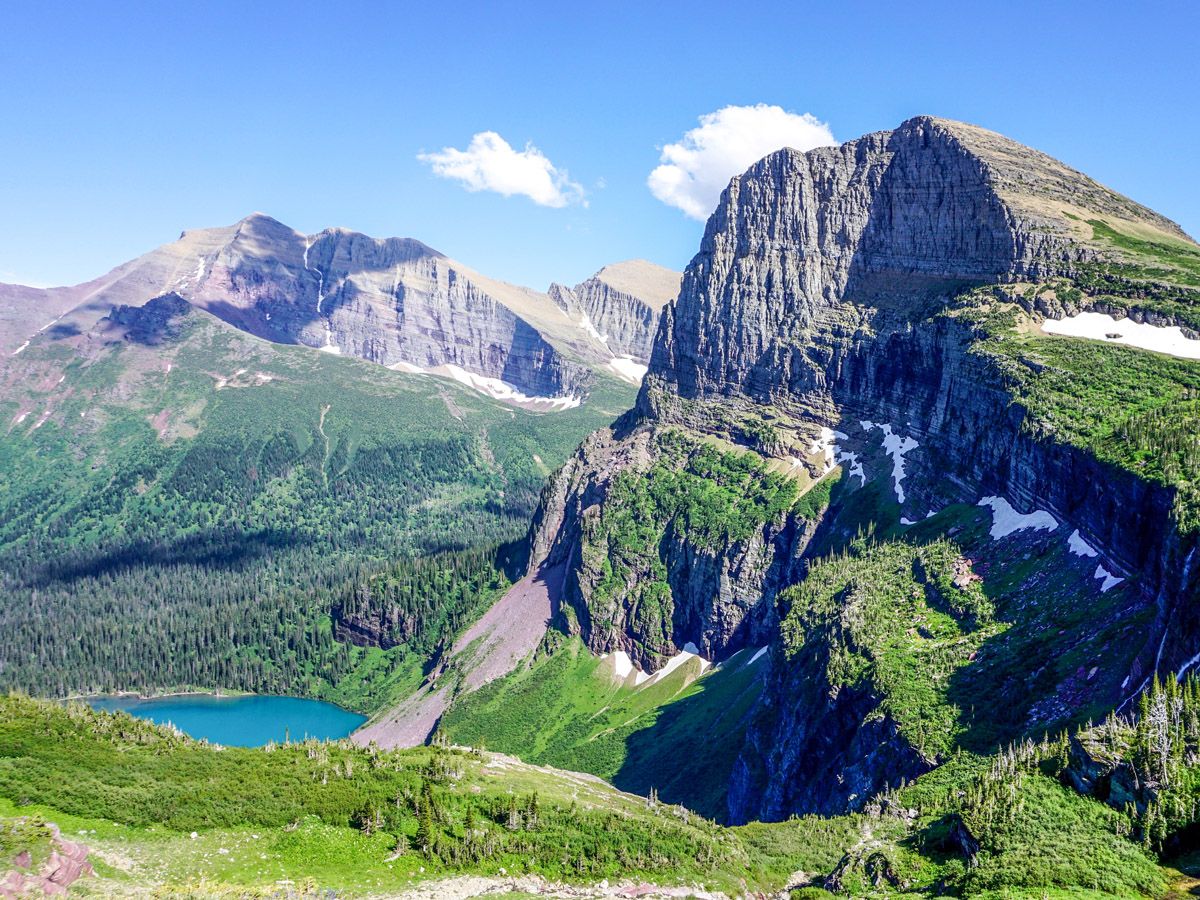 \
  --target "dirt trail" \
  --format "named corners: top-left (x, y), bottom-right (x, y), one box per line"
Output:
top-left (371, 873), bottom-right (728, 899)
top-left (317, 403), bottom-right (332, 485)
top-left (353, 564), bottom-right (563, 749)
